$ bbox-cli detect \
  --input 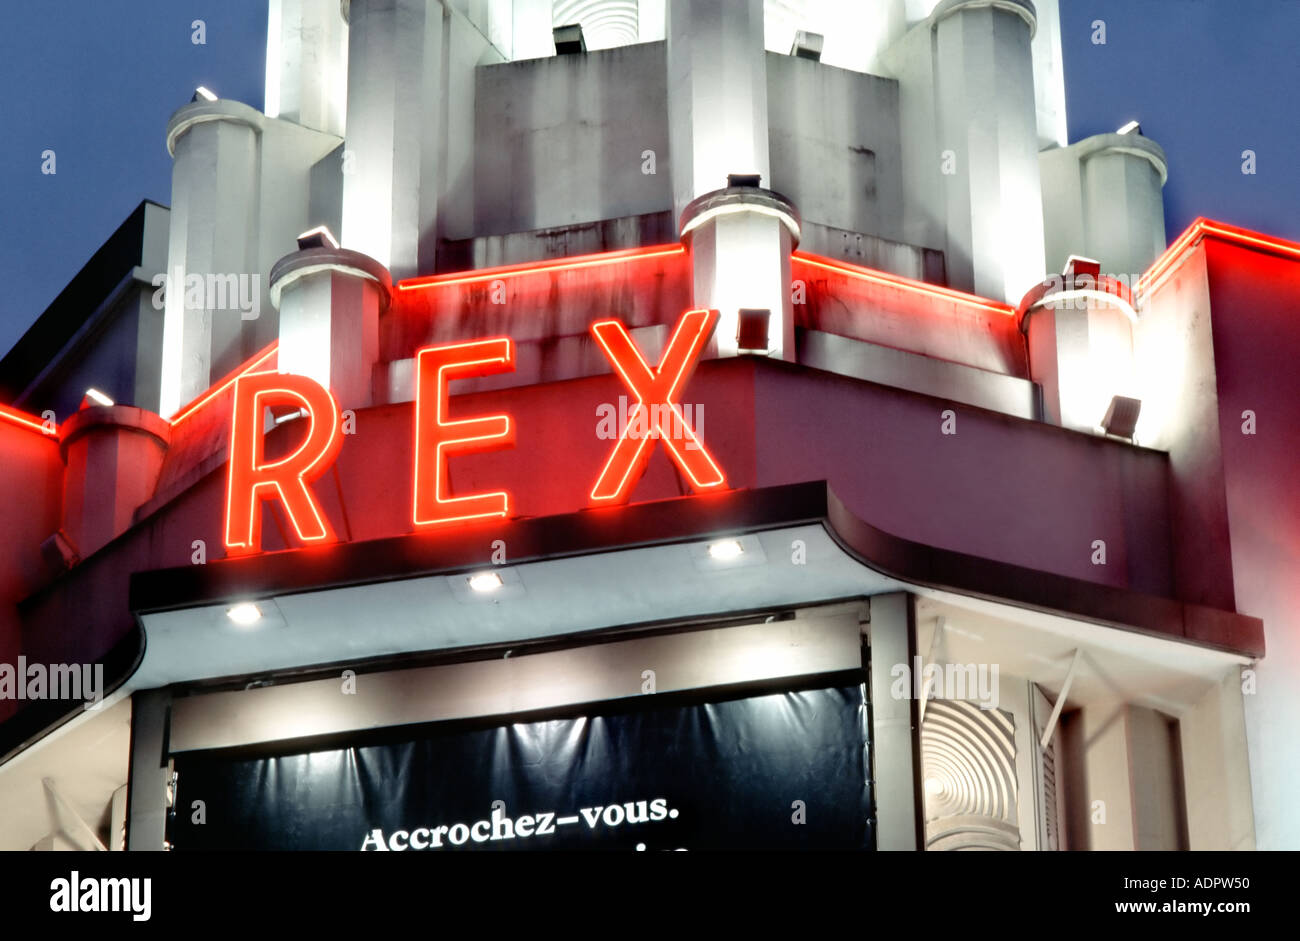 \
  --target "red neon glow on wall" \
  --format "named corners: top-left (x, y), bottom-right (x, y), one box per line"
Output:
top-left (589, 308), bottom-right (726, 505)
top-left (396, 245), bottom-right (686, 292)
top-left (0, 403), bottom-right (56, 438)
top-left (172, 342), bottom-right (279, 426)
top-left (224, 371), bottom-right (343, 555)
top-left (412, 337), bottom-right (516, 528)
top-left (1140, 217), bottom-right (1300, 300)
top-left (792, 252), bottom-right (1016, 317)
